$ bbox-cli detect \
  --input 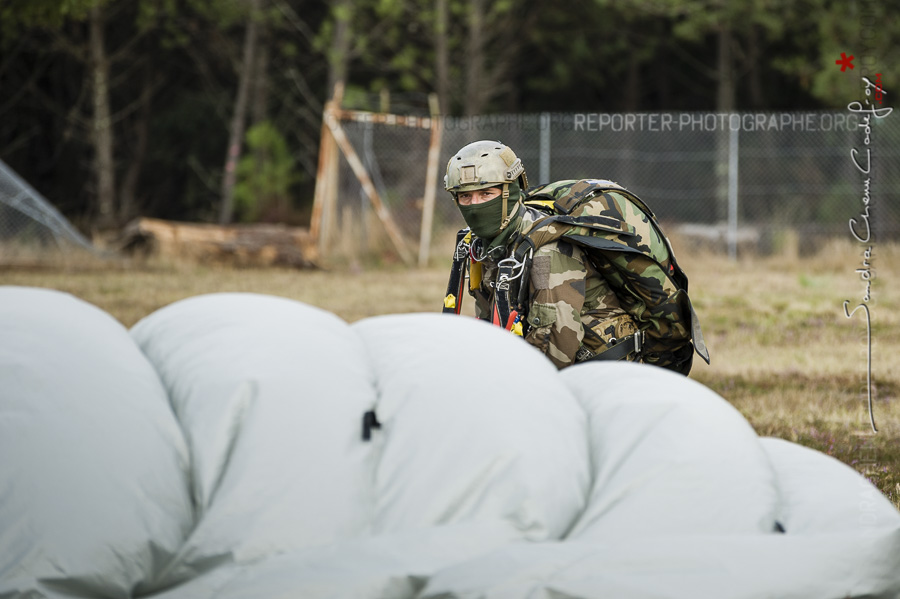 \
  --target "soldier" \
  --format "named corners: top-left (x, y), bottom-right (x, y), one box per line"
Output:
top-left (443, 140), bottom-right (642, 370)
